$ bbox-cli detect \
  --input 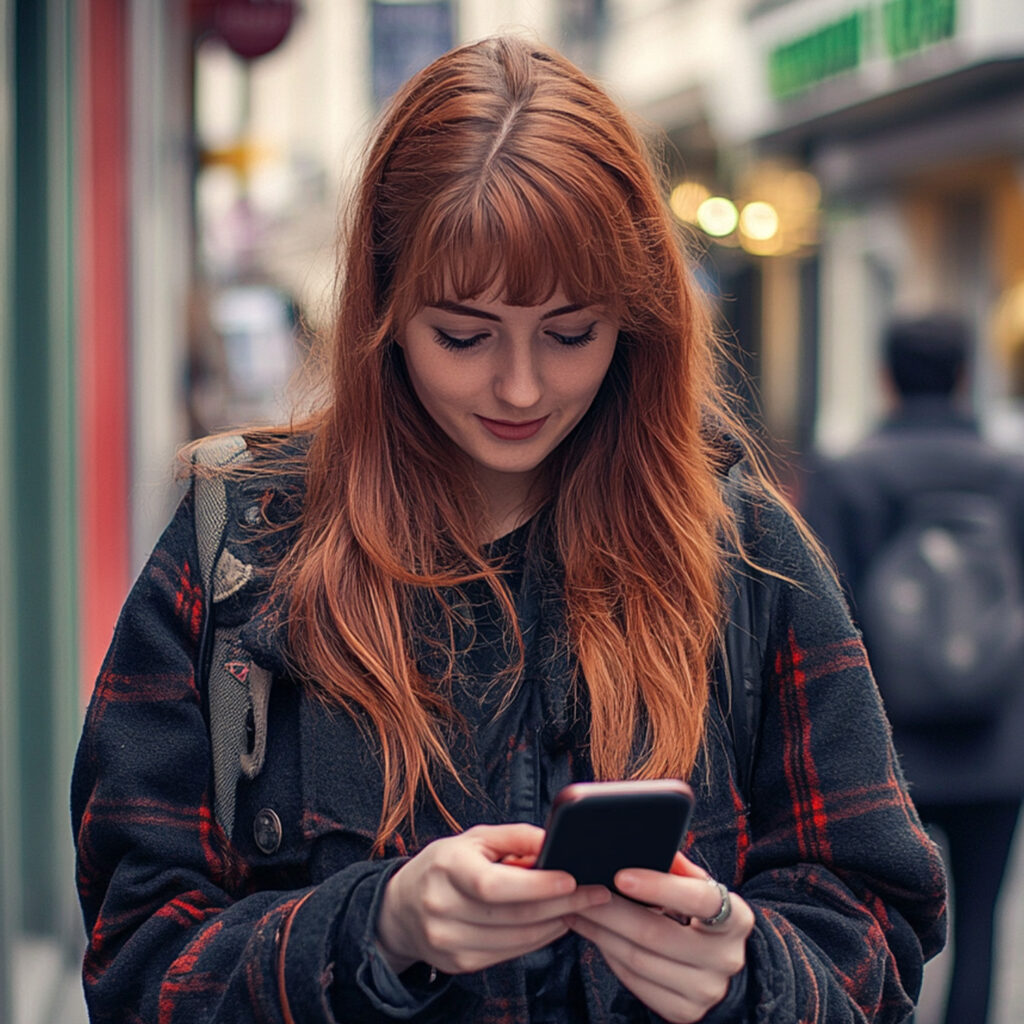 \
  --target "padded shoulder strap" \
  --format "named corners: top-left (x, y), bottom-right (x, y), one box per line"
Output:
top-left (191, 435), bottom-right (269, 840)
top-left (192, 434), bottom-right (248, 590)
